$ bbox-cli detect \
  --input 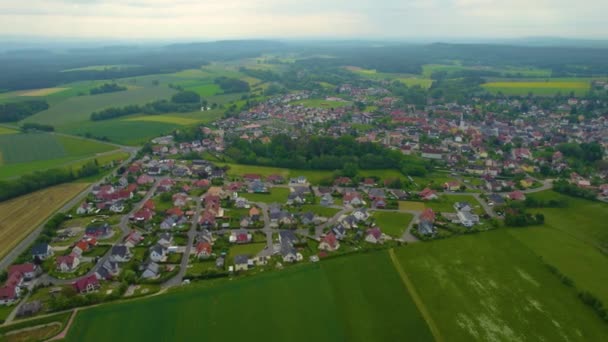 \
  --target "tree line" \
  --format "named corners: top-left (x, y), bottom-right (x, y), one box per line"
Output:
top-left (90, 91), bottom-right (201, 121)
top-left (0, 160), bottom-right (102, 202)
top-left (89, 83), bottom-right (127, 95)
top-left (214, 77), bottom-right (250, 93)
top-left (0, 100), bottom-right (49, 122)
